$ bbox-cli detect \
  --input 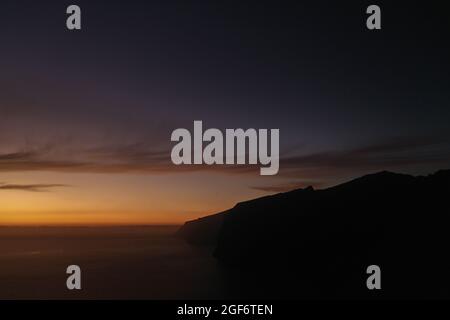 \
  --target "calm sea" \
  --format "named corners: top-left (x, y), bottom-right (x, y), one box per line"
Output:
top-left (0, 226), bottom-right (229, 299)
